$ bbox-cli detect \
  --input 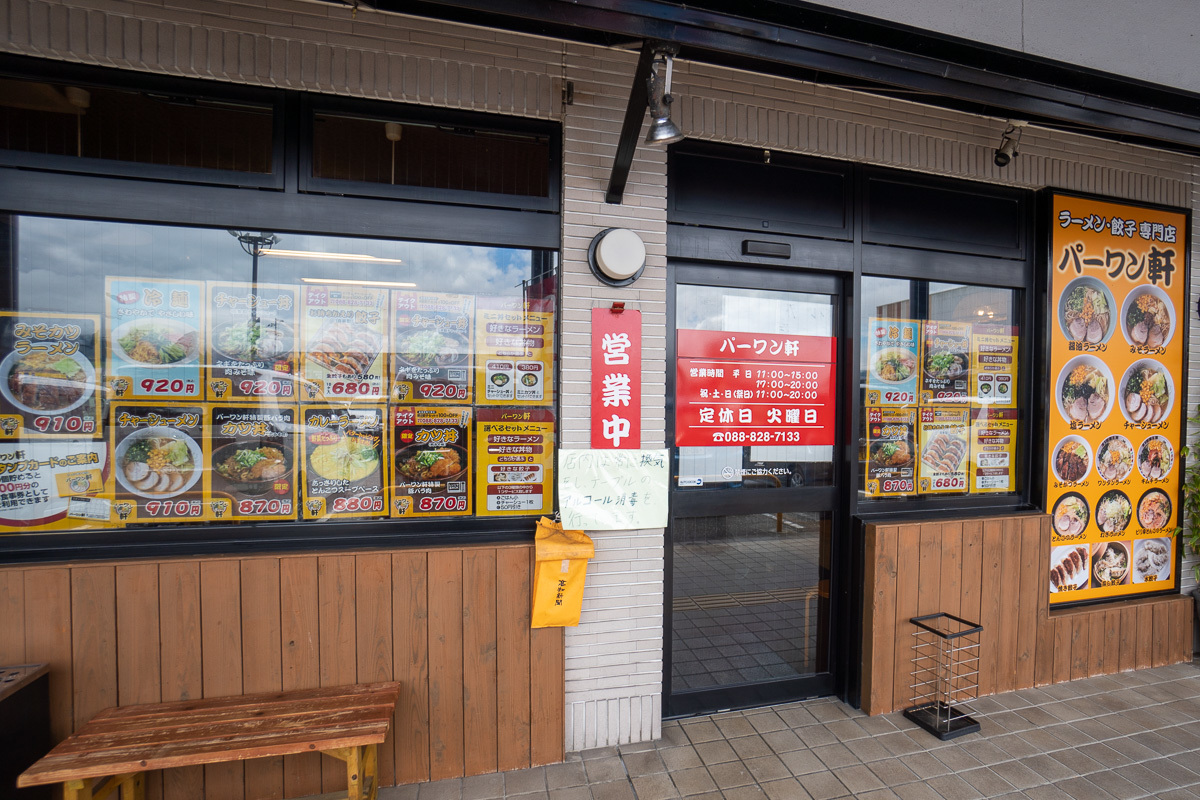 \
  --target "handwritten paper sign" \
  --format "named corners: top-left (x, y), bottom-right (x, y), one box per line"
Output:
top-left (558, 448), bottom-right (668, 530)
